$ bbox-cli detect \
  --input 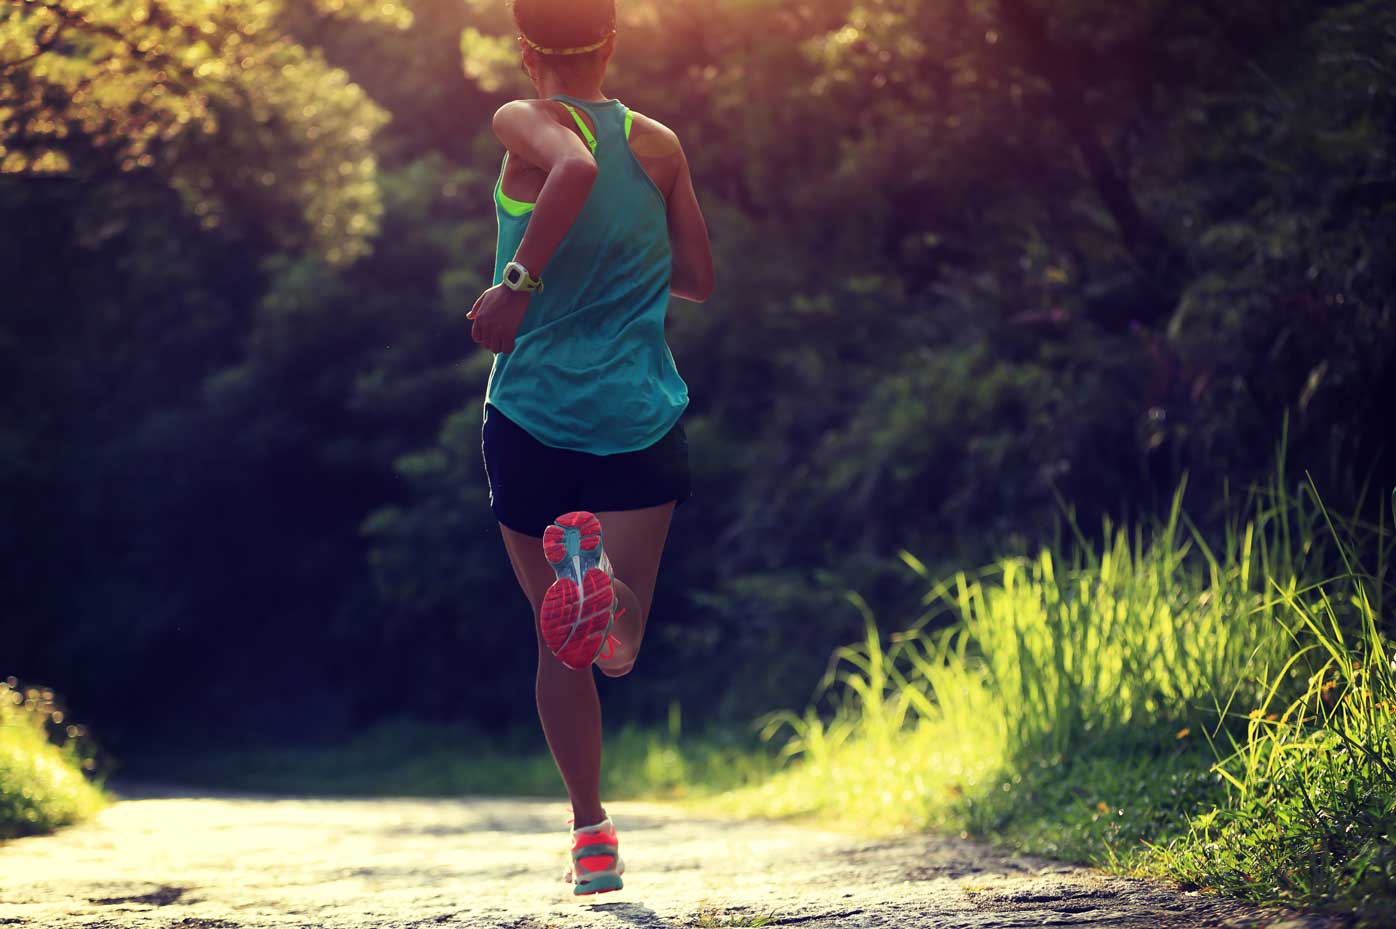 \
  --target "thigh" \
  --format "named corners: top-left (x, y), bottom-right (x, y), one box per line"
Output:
top-left (595, 502), bottom-right (676, 618)
top-left (499, 523), bottom-right (557, 639)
